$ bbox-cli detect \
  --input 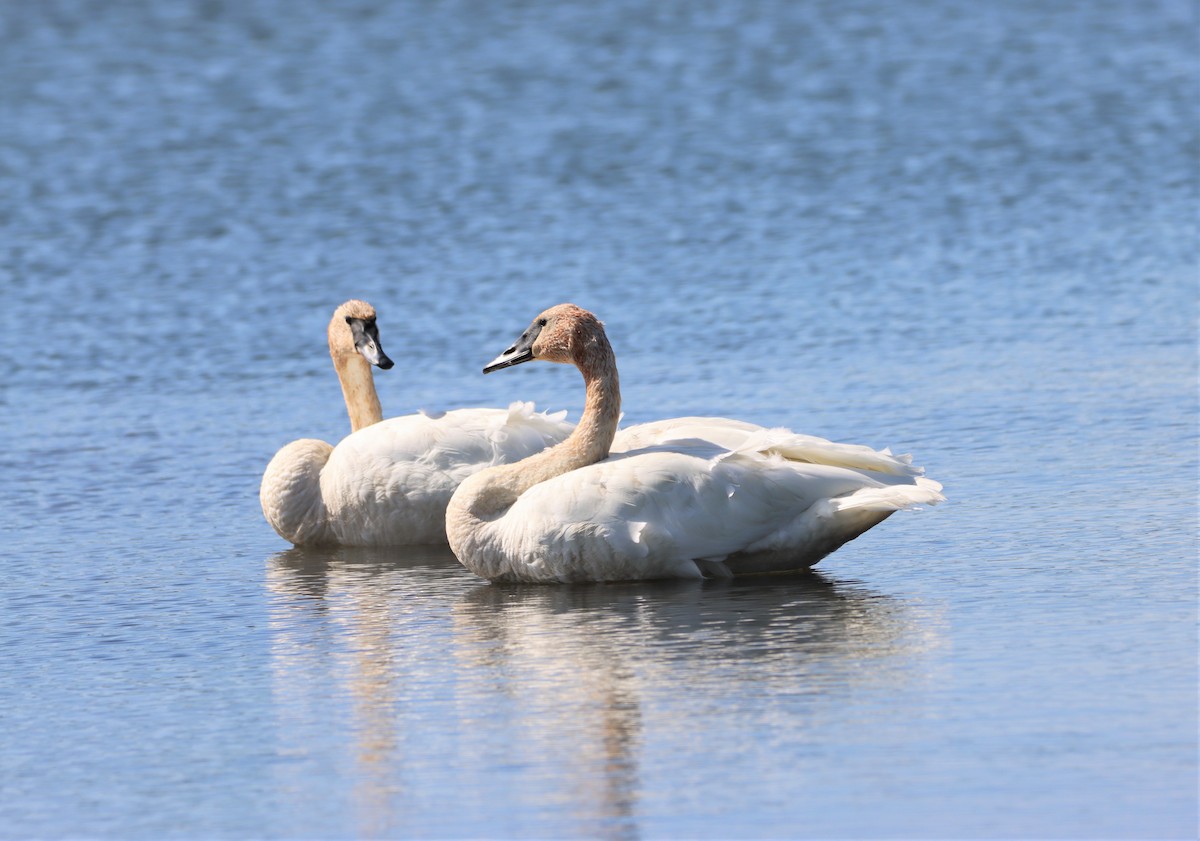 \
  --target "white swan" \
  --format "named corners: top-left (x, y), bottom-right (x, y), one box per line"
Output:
top-left (446, 304), bottom-right (944, 582)
top-left (260, 300), bottom-right (574, 546)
